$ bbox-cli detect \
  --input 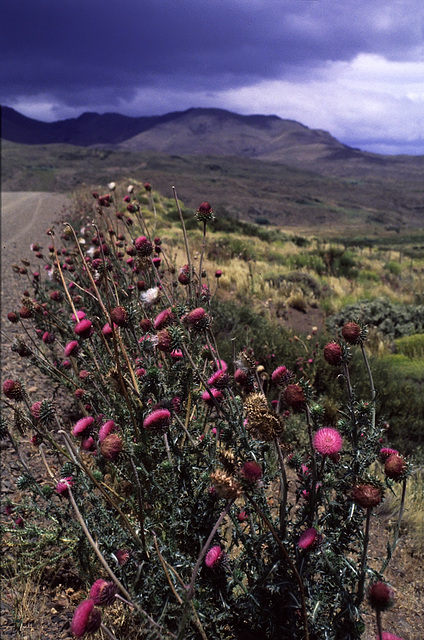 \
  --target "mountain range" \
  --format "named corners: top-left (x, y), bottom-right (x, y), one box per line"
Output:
top-left (2, 105), bottom-right (424, 181)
